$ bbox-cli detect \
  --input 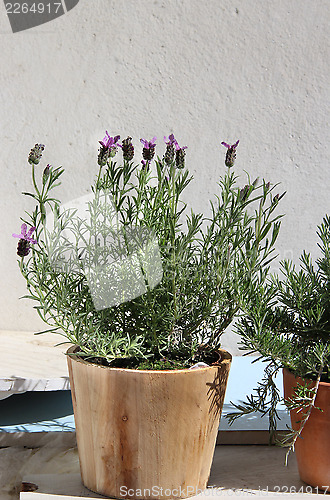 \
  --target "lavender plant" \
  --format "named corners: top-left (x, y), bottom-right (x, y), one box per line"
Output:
top-left (13, 134), bottom-right (283, 369)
